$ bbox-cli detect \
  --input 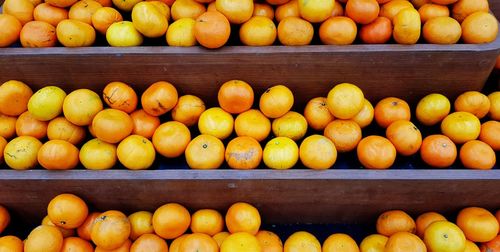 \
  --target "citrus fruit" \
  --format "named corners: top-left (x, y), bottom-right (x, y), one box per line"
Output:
top-left (128, 211), bottom-right (154, 241)
top-left (360, 234), bottom-right (388, 252)
top-left (213, 232), bottom-right (230, 247)
top-left (359, 16), bottom-right (393, 44)
top-left (141, 81), bottom-right (178, 116)
top-left (346, 0), bottom-right (380, 24)
top-left (132, 1), bottom-right (169, 38)
top-left (0, 235), bottom-right (23, 252)
top-left (3, 136), bottom-right (42, 170)
top-left (77, 212), bottom-right (101, 241)
top-left (226, 202), bottom-right (261, 235)
top-left (167, 17), bottom-right (197, 46)
top-left (352, 99), bottom-right (375, 128)
top-left (357, 136), bottom-right (397, 169)
top-left (0, 205), bottom-right (10, 235)
top-left (15, 111), bottom-right (48, 139)
top-left (454, 91), bottom-right (491, 119)
top-left (272, 111), bottom-right (308, 141)
top-left (0, 80), bottom-right (33, 117)
top-left (92, 108), bottom-right (134, 144)
top-left (284, 231), bottom-right (321, 252)
top-left (479, 121), bottom-right (500, 151)
top-left (324, 119), bottom-right (362, 153)
top-left (263, 137), bottom-right (299, 169)
top-left (68, 0), bottom-right (102, 25)
top-left (194, 11), bottom-right (231, 49)
top-left (327, 83), bottom-right (364, 120)
top-left (47, 117), bottom-right (86, 145)
top-left (380, 0), bottom-right (415, 22)
top-left (256, 230), bottom-right (283, 252)
top-left (61, 237), bottom-right (93, 252)
top-left (319, 16), bottom-right (357, 45)
top-left (299, 135), bottom-right (337, 170)
top-left (253, 3), bottom-right (275, 19)
top-left (3, 0), bottom-right (34, 25)
top-left (79, 138), bottom-right (116, 170)
top-left (106, 21), bottom-right (143, 47)
top-left (418, 3), bottom-right (450, 23)
top-left (457, 207), bottom-right (499, 243)
top-left (130, 109), bottom-right (160, 139)
top-left (215, 0), bottom-right (254, 24)
top-left (102, 81), bottom-right (138, 113)
top-left (386, 120), bottom-right (422, 156)
top-left (91, 7), bottom-right (123, 34)
top-left (20, 20), bottom-right (58, 47)
top-left (198, 107), bottom-right (234, 140)
top-left (415, 212), bottom-right (447, 238)
top-left (235, 109), bottom-right (271, 142)
top-left (298, 0), bottom-right (334, 23)
top-left (130, 233), bottom-right (168, 252)
top-left (416, 93), bottom-right (451, 126)
top-left (24, 225), bottom-right (63, 252)
top-left (47, 194), bottom-right (88, 229)
top-left (275, 0), bottom-right (299, 22)
top-left (377, 210), bottom-right (416, 236)
top-left (218, 80), bottom-right (254, 114)
top-left (225, 136), bottom-right (263, 170)
top-left (459, 140), bottom-right (496, 170)
top-left (420, 134), bottom-right (457, 168)
top-left (153, 121), bottom-right (191, 158)
top-left (461, 12), bottom-right (498, 44)
top-left (277, 16), bottom-right (314, 46)
top-left (91, 210), bottom-right (131, 250)
top-left (185, 134), bottom-right (225, 169)
top-left (0, 114), bottom-right (17, 139)
top-left (374, 97), bottom-right (411, 128)
top-left (423, 16), bottom-right (462, 44)
top-left (0, 14), bottom-right (23, 47)
top-left (117, 135), bottom-right (156, 170)
top-left (171, 95), bottom-right (206, 126)
top-left (322, 233), bottom-right (359, 252)
top-left (424, 221), bottom-right (466, 252)
top-left (385, 232), bottom-right (426, 252)
top-left (452, 0), bottom-right (489, 23)
top-left (441, 111), bottom-right (481, 144)
top-left (304, 97), bottom-right (334, 131)
top-left (190, 209), bottom-right (225, 236)
top-left (152, 203), bottom-right (191, 240)
top-left (240, 16), bottom-right (277, 46)
top-left (393, 8), bottom-right (421, 45)
top-left (221, 232), bottom-right (262, 252)
top-left (38, 140), bottom-right (79, 170)
top-left (487, 91), bottom-right (500, 120)
top-left (260, 85), bottom-right (294, 119)
top-left (63, 89), bottom-right (103, 126)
